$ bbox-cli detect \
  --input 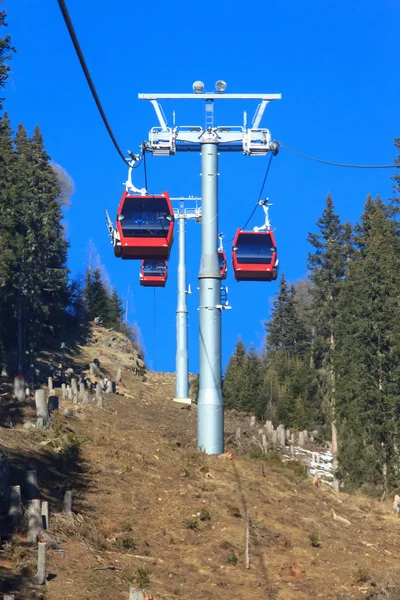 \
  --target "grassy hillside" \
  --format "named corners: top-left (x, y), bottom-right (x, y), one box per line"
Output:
top-left (0, 326), bottom-right (399, 600)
